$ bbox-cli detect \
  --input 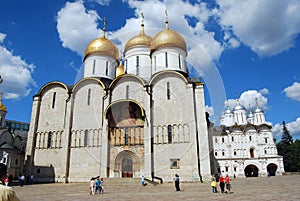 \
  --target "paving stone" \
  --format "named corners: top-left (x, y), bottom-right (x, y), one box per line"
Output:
top-left (13, 175), bottom-right (300, 201)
